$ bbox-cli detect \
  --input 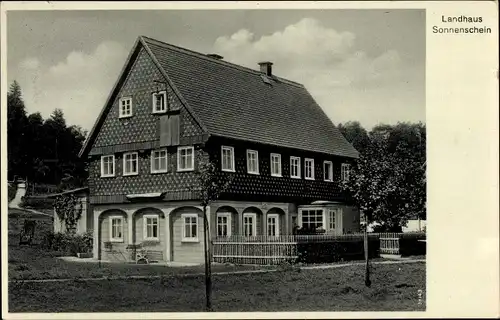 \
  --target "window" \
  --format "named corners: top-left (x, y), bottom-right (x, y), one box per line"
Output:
top-left (101, 155), bottom-right (115, 177)
top-left (123, 152), bottom-right (139, 176)
top-left (216, 212), bottom-right (232, 237)
top-left (119, 97), bottom-right (133, 118)
top-left (267, 214), bottom-right (280, 236)
top-left (143, 215), bottom-right (159, 240)
top-left (151, 149), bottom-right (168, 173)
top-left (324, 161), bottom-right (333, 182)
top-left (221, 146), bottom-right (235, 172)
top-left (243, 213), bottom-right (257, 237)
top-left (328, 209), bottom-right (336, 231)
top-left (182, 213), bottom-right (199, 242)
top-left (152, 91), bottom-right (167, 114)
top-left (177, 146), bottom-right (194, 171)
top-left (270, 153), bottom-right (282, 177)
top-left (341, 163), bottom-right (351, 182)
top-left (290, 156), bottom-right (301, 178)
top-left (301, 210), bottom-right (323, 230)
top-left (109, 216), bottom-right (124, 242)
top-left (305, 158), bottom-right (315, 180)
top-left (246, 150), bottom-right (259, 174)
